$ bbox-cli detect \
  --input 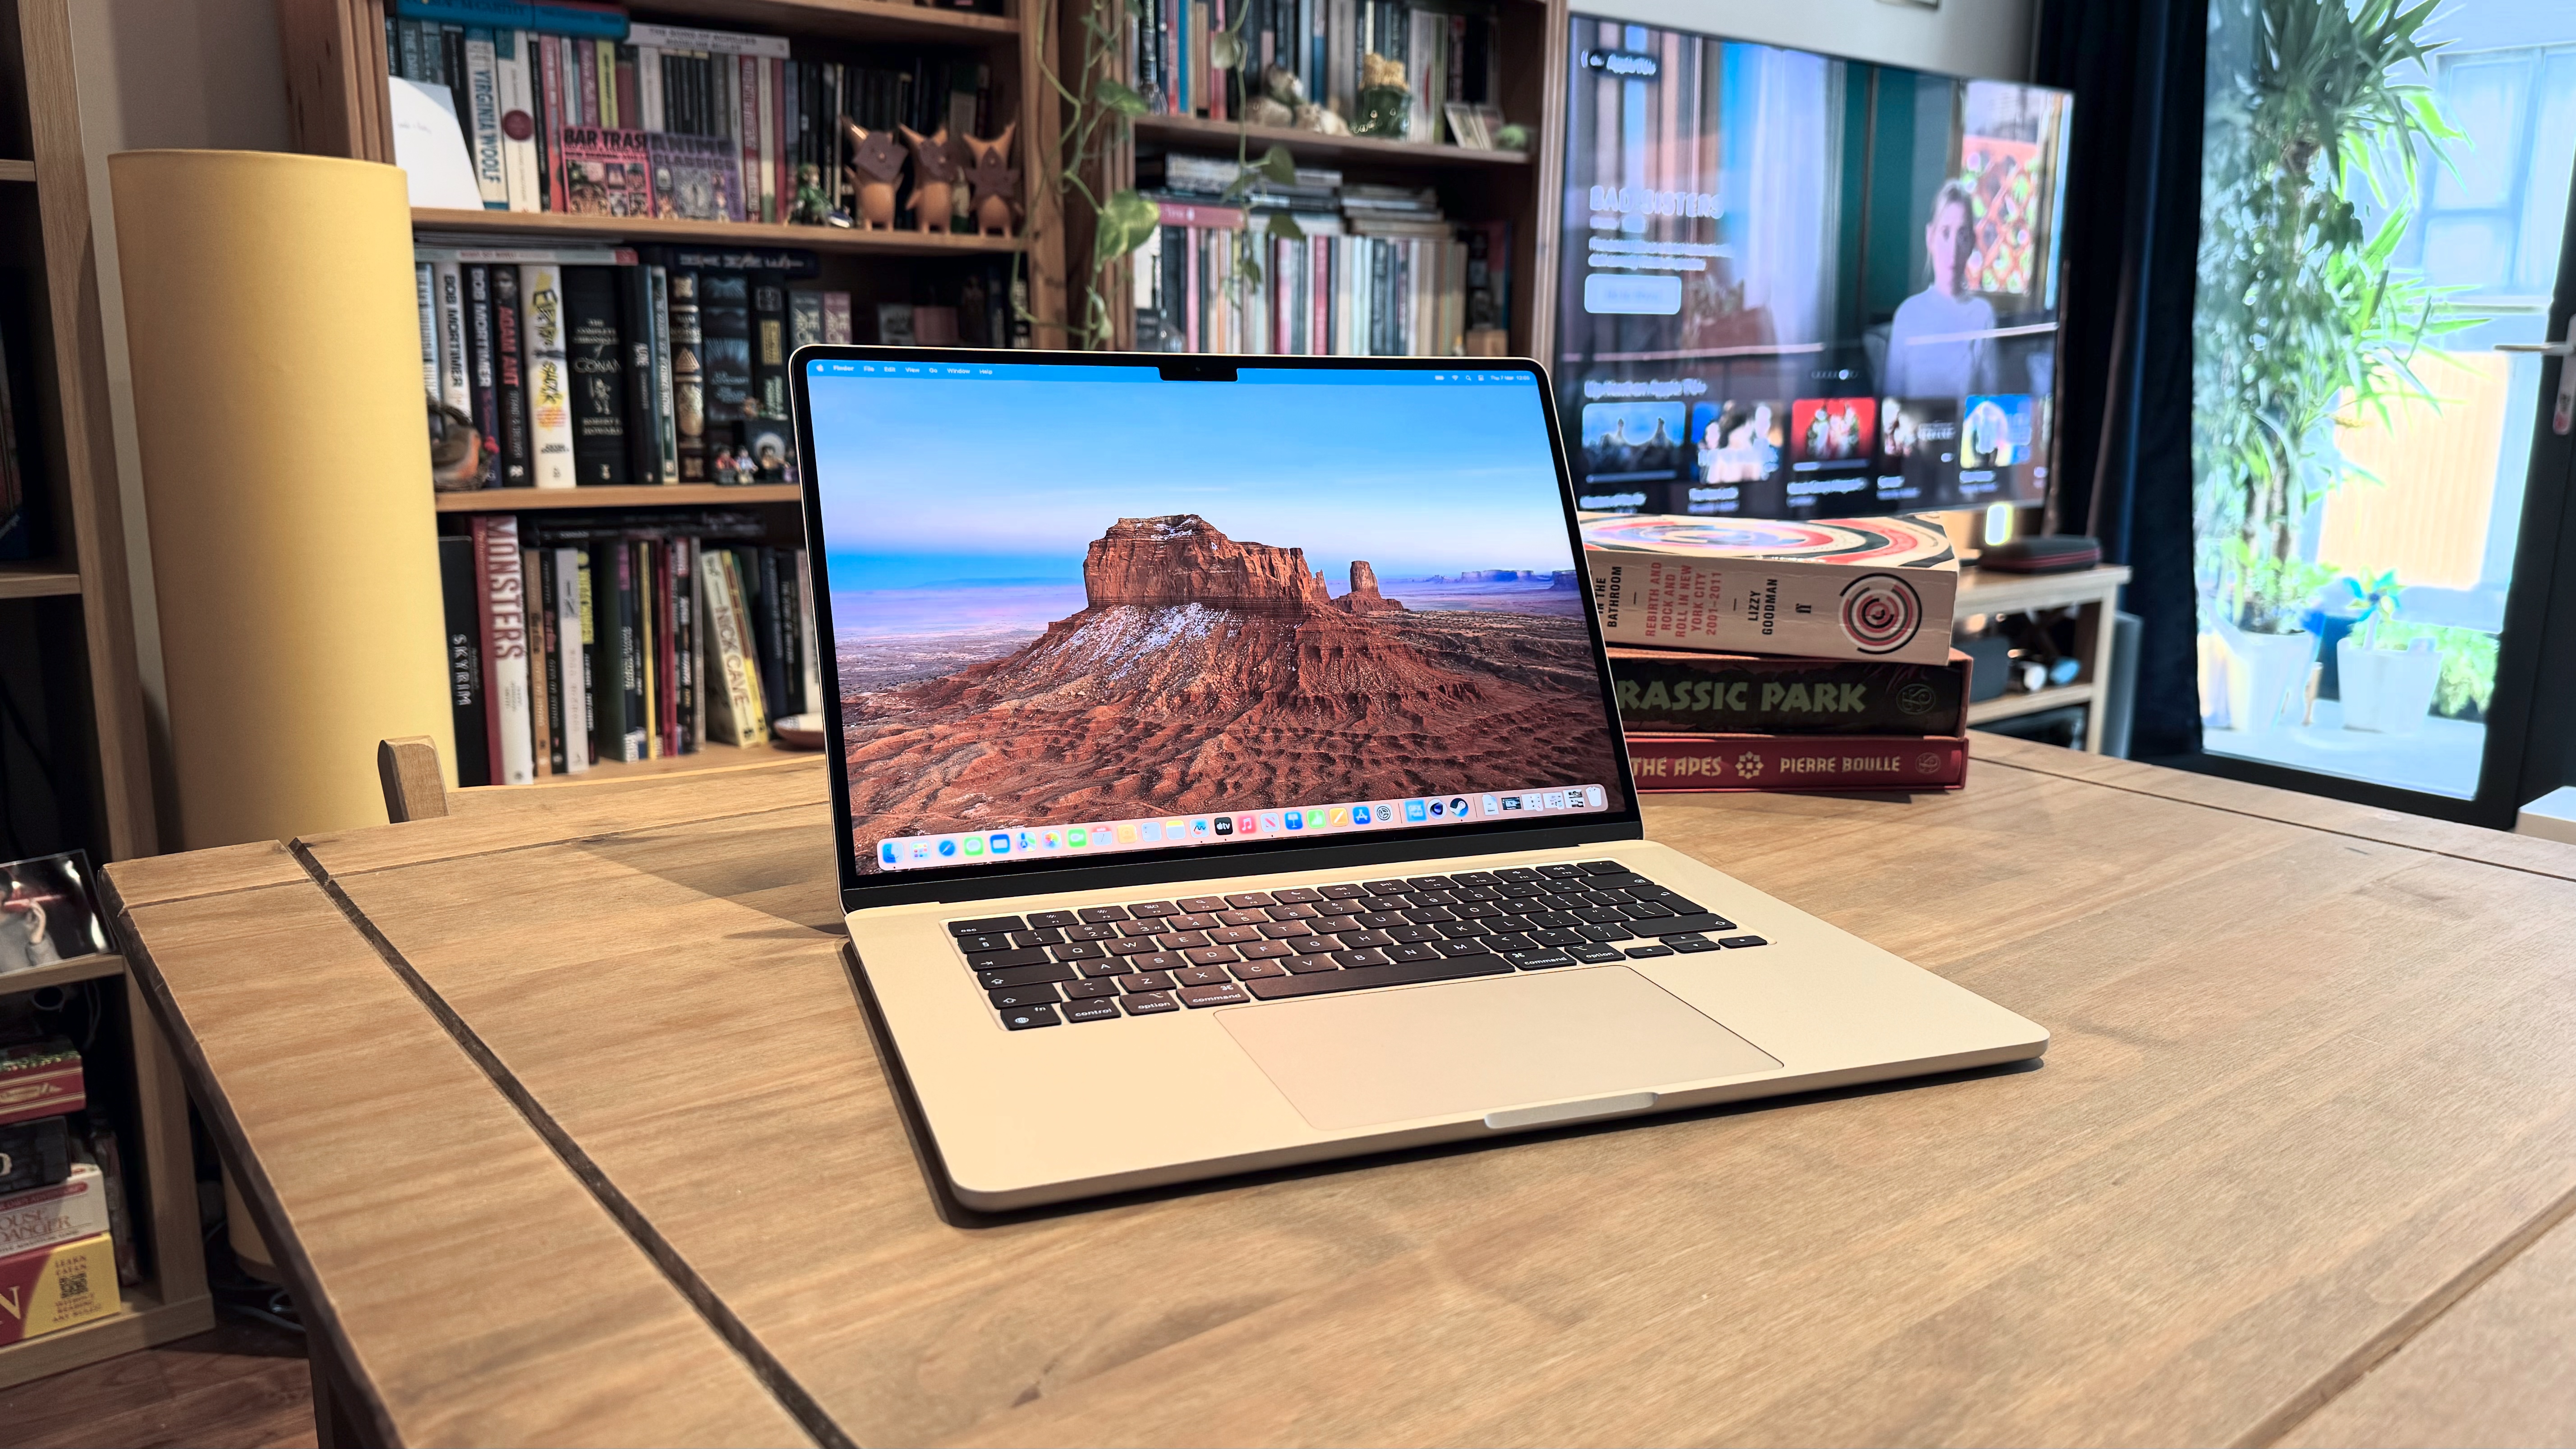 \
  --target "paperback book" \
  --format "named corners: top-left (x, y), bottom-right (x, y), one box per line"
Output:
top-left (1581, 513), bottom-right (1960, 665)
top-left (1625, 732), bottom-right (1969, 793)
top-left (1608, 646), bottom-right (1971, 736)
